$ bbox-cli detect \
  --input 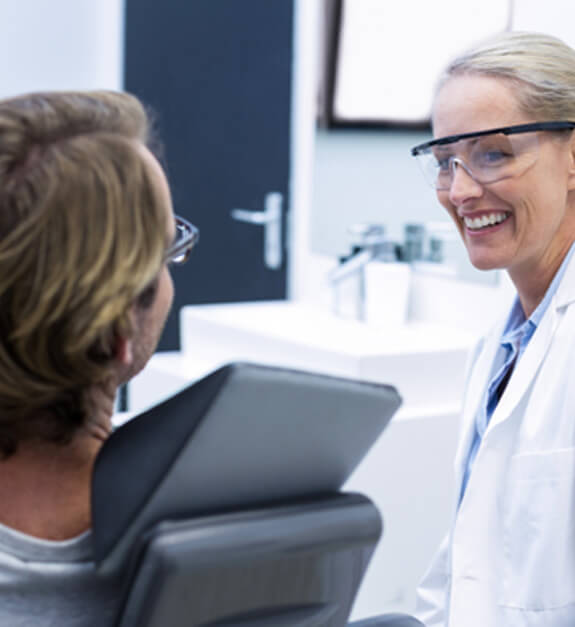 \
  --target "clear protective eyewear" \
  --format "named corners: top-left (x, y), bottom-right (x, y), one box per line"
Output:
top-left (411, 121), bottom-right (575, 191)
top-left (165, 215), bottom-right (199, 265)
